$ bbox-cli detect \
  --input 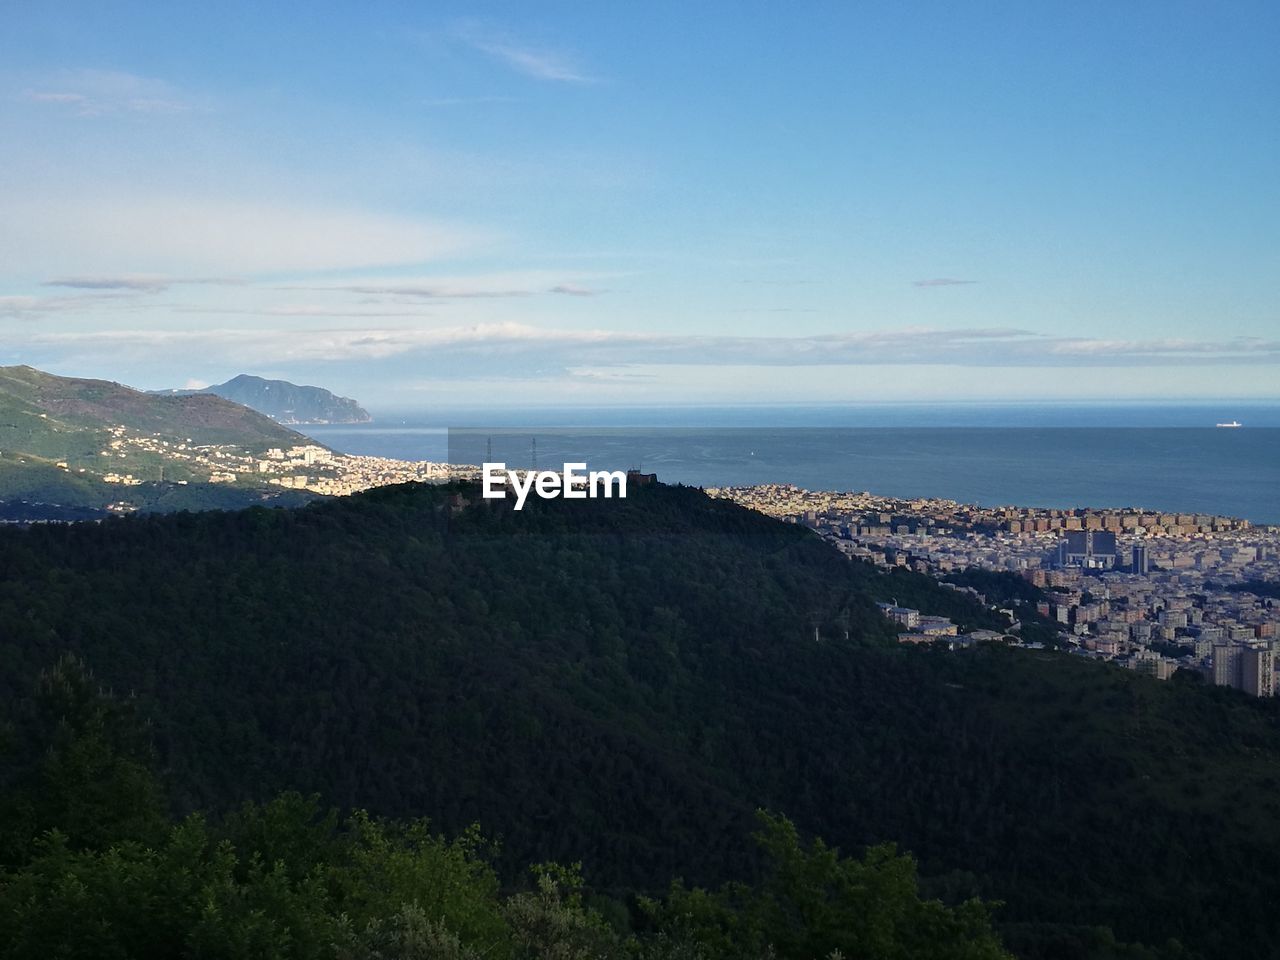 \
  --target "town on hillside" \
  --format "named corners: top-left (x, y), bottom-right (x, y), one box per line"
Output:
top-left (712, 484), bottom-right (1280, 696)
